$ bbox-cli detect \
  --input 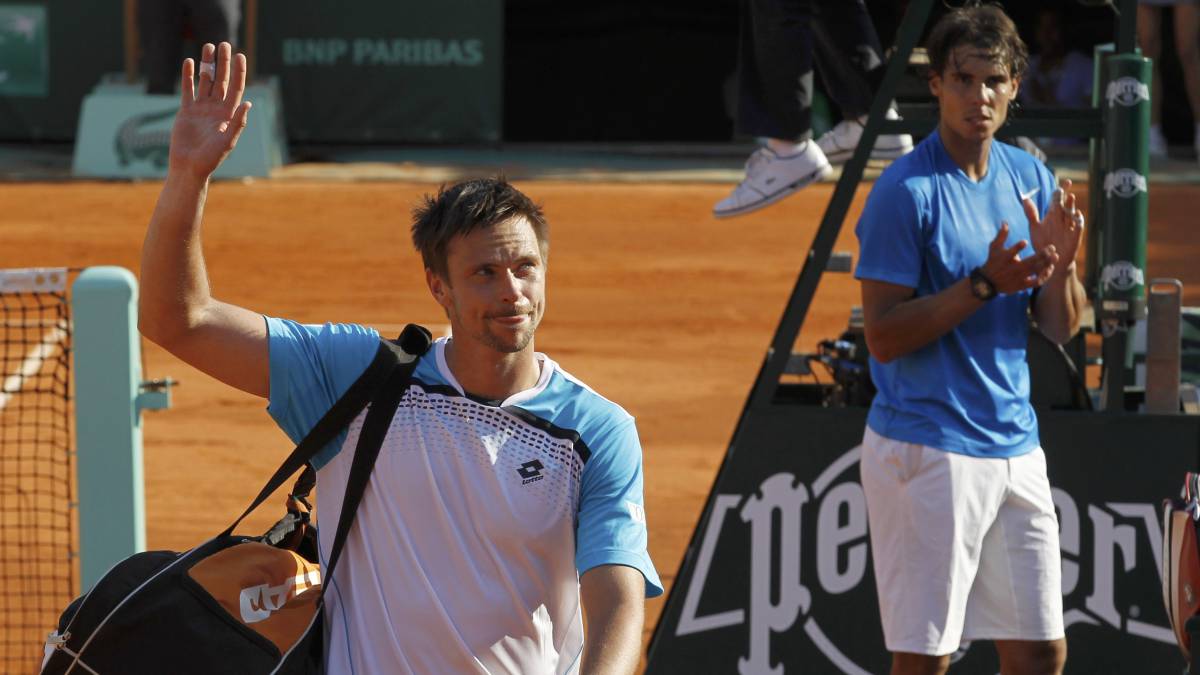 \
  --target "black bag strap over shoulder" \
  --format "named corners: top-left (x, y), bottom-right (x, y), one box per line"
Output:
top-left (312, 324), bottom-right (431, 590)
top-left (322, 327), bottom-right (429, 587)
top-left (322, 359), bottom-right (412, 581)
top-left (221, 324), bottom-right (433, 539)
